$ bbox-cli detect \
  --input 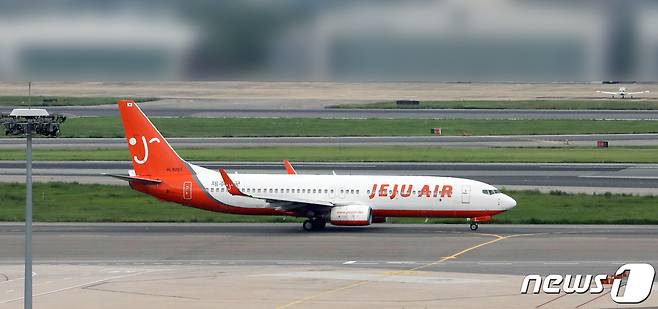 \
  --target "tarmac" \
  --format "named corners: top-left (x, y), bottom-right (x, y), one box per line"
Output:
top-left (0, 223), bottom-right (656, 308)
